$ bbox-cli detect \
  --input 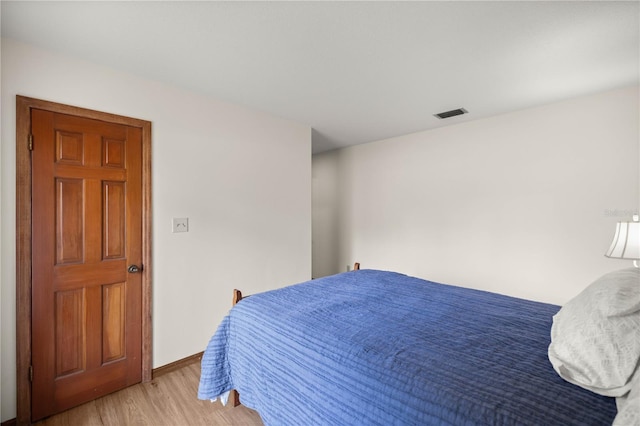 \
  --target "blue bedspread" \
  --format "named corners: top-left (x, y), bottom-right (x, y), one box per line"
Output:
top-left (199, 270), bottom-right (617, 425)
